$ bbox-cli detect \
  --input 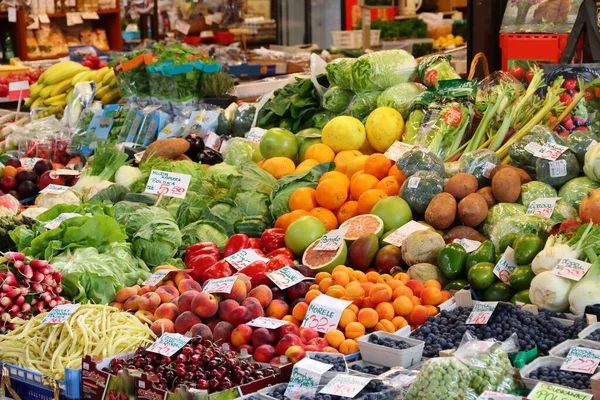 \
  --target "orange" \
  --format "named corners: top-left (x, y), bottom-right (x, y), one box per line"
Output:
top-left (324, 329), bottom-right (345, 349)
top-left (320, 171), bottom-right (350, 189)
top-left (345, 322), bottom-right (366, 339)
top-left (287, 209), bottom-right (312, 226)
top-left (289, 188), bottom-right (318, 212)
top-left (364, 154), bottom-right (393, 180)
top-left (2, 166), bottom-right (17, 178)
top-left (376, 176), bottom-right (401, 196)
top-left (393, 295), bottom-right (413, 317)
top-left (350, 170), bottom-right (365, 183)
top-left (275, 213), bottom-right (292, 230)
top-left (310, 207), bottom-right (339, 231)
top-left (316, 179), bottom-right (348, 210)
top-left (336, 201), bottom-right (359, 225)
top-left (262, 157), bottom-right (295, 179)
top-left (424, 280), bottom-right (442, 289)
top-left (346, 155), bottom-right (369, 179)
top-left (304, 144), bottom-right (335, 163)
top-left (357, 189), bottom-right (388, 215)
top-left (334, 150), bottom-right (362, 173)
top-left (339, 339), bottom-right (360, 355)
top-left (350, 174), bottom-right (379, 200)
top-left (295, 159), bottom-right (319, 174)
top-left (388, 164), bottom-right (406, 185)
